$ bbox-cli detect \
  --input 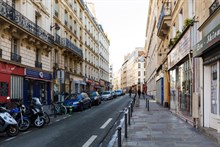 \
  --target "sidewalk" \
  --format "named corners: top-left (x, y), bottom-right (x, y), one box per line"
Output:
top-left (120, 97), bottom-right (220, 147)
